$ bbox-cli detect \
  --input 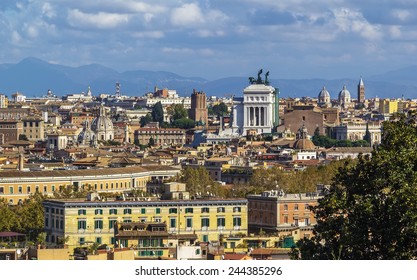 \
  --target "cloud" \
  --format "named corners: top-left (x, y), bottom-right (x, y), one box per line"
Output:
top-left (170, 3), bottom-right (204, 26)
top-left (162, 47), bottom-right (215, 56)
top-left (332, 8), bottom-right (382, 41)
top-left (42, 2), bottom-right (56, 19)
top-left (67, 9), bottom-right (129, 29)
top-left (133, 31), bottom-right (164, 39)
top-left (391, 9), bottom-right (411, 22)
